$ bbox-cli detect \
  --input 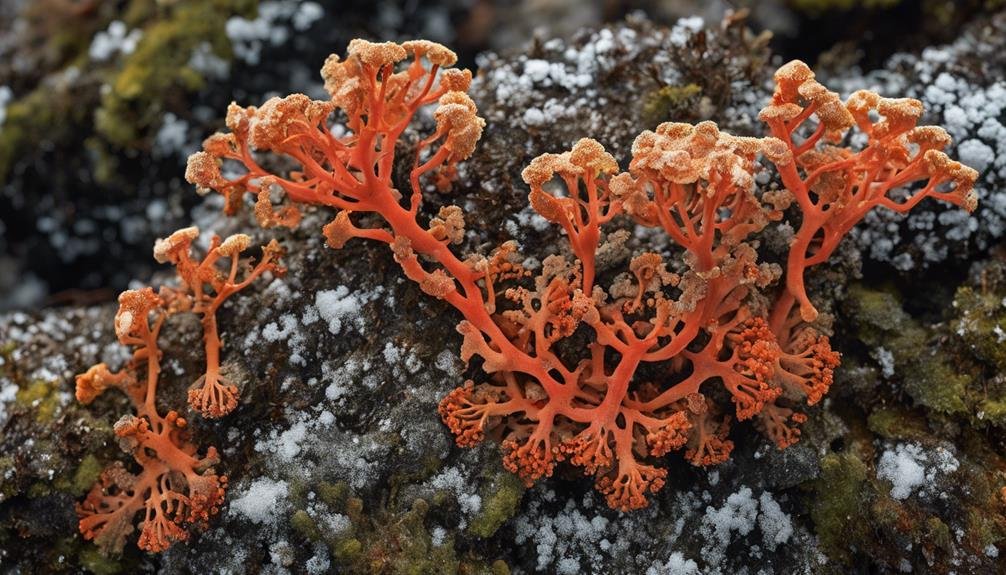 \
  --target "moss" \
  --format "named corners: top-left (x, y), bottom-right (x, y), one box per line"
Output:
top-left (95, 0), bottom-right (255, 146)
top-left (490, 560), bottom-right (511, 575)
top-left (925, 517), bottom-right (953, 553)
top-left (641, 84), bottom-right (702, 126)
top-left (868, 495), bottom-right (903, 531)
top-left (390, 453), bottom-right (444, 503)
top-left (332, 537), bottom-right (363, 563)
top-left (846, 285), bottom-right (969, 415)
top-left (0, 456), bottom-right (16, 501)
top-left (15, 379), bottom-right (61, 423)
top-left (952, 287), bottom-right (1006, 371)
top-left (78, 546), bottom-right (123, 575)
top-left (466, 472), bottom-right (523, 539)
top-left (866, 407), bottom-right (929, 441)
top-left (0, 86), bottom-right (78, 182)
top-left (977, 398), bottom-right (1006, 426)
top-left (326, 494), bottom-right (461, 575)
top-left (965, 506), bottom-right (1003, 550)
top-left (316, 480), bottom-right (350, 508)
top-left (384, 500), bottom-right (458, 575)
top-left (290, 509), bottom-right (322, 542)
top-left (70, 455), bottom-right (103, 497)
top-left (807, 452), bottom-right (871, 563)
